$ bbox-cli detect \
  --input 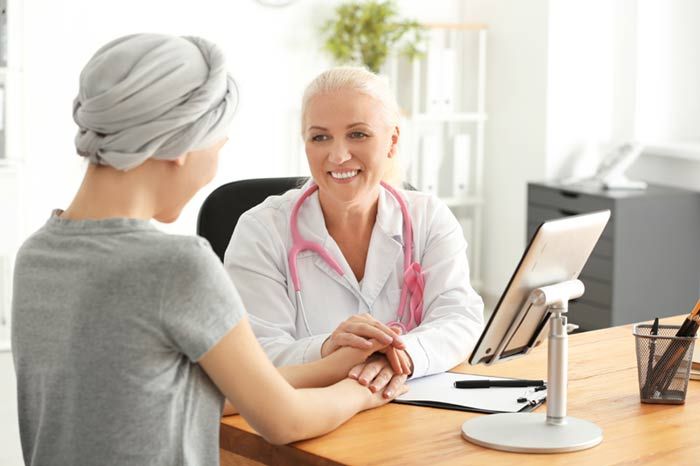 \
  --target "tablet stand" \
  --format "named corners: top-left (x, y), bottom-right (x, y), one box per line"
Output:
top-left (461, 280), bottom-right (603, 453)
